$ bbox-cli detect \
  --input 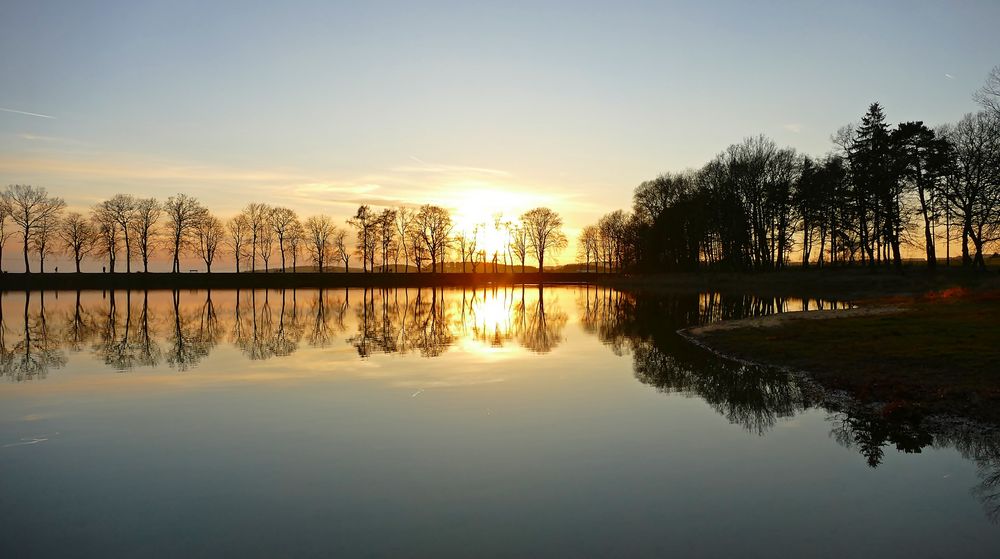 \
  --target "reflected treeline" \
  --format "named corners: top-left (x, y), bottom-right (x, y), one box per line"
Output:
top-left (579, 285), bottom-right (1000, 524)
top-left (0, 292), bottom-right (67, 381)
top-left (580, 286), bottom-right (819, 435)
top-left (0, 286), bottom-right (568, 378)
